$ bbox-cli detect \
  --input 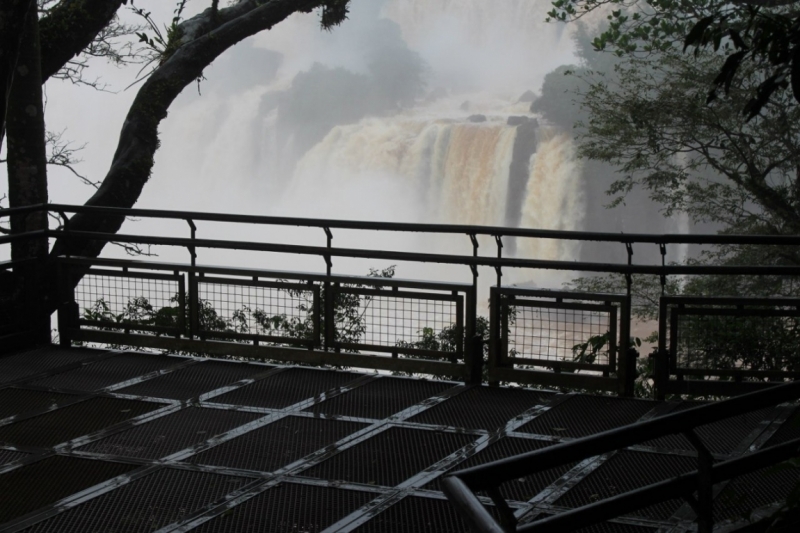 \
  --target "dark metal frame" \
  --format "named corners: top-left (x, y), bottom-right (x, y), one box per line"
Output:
top-left (1, 203), bottom-right (800, 392)
top-left (488, 288), bottom-right (630, 394)
top-left (55, 258), bottom-right (479, 382)
top-left (656, 296), bottom-right (800, 399)
top-left (441, 380), bottom-right (800, 533)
